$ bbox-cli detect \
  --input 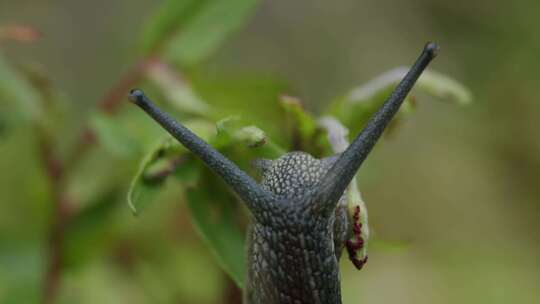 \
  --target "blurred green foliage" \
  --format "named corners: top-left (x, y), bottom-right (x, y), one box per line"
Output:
top-left (0, 53), bottom-right (42, 127)
top-left (1, 0), bottom-right (539, 304)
